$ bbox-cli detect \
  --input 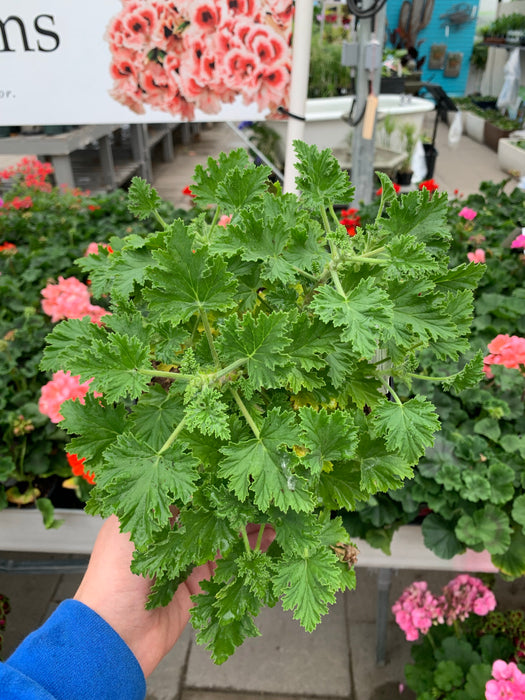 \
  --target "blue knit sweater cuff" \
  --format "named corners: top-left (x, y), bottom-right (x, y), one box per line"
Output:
top-left (5, 599), bottom-right (146, 700)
